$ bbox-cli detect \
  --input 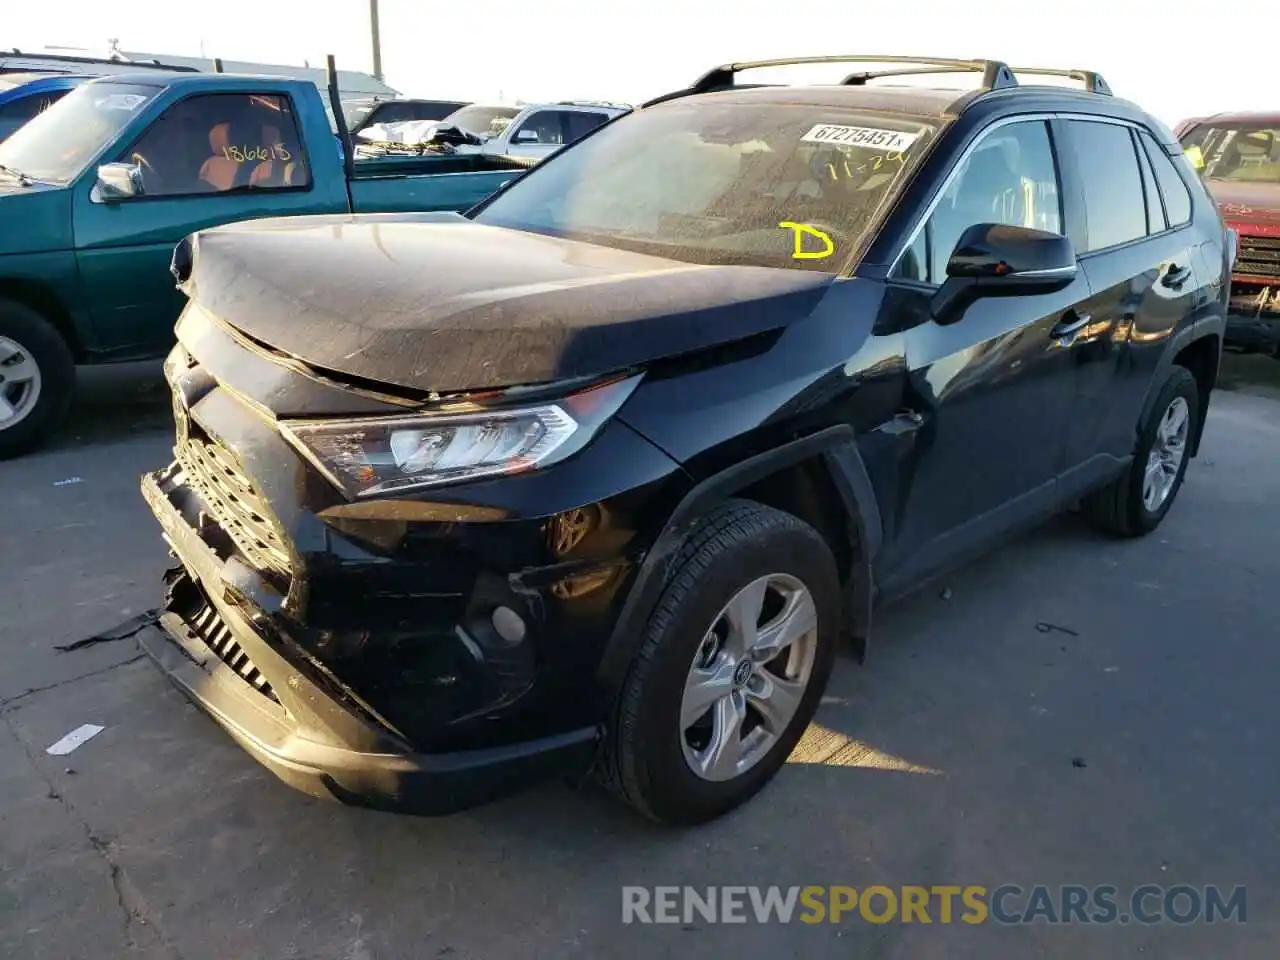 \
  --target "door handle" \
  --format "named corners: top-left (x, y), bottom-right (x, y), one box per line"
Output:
top-left (1051, 310), bottom-right (1092, 340)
